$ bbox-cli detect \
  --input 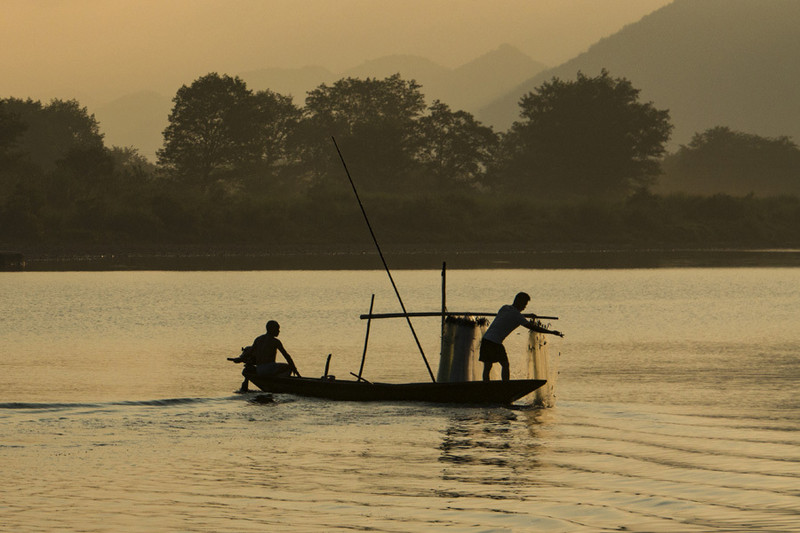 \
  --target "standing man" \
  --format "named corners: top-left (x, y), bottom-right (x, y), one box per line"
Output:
top-left (479, 292), bottom-right (563, 381)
